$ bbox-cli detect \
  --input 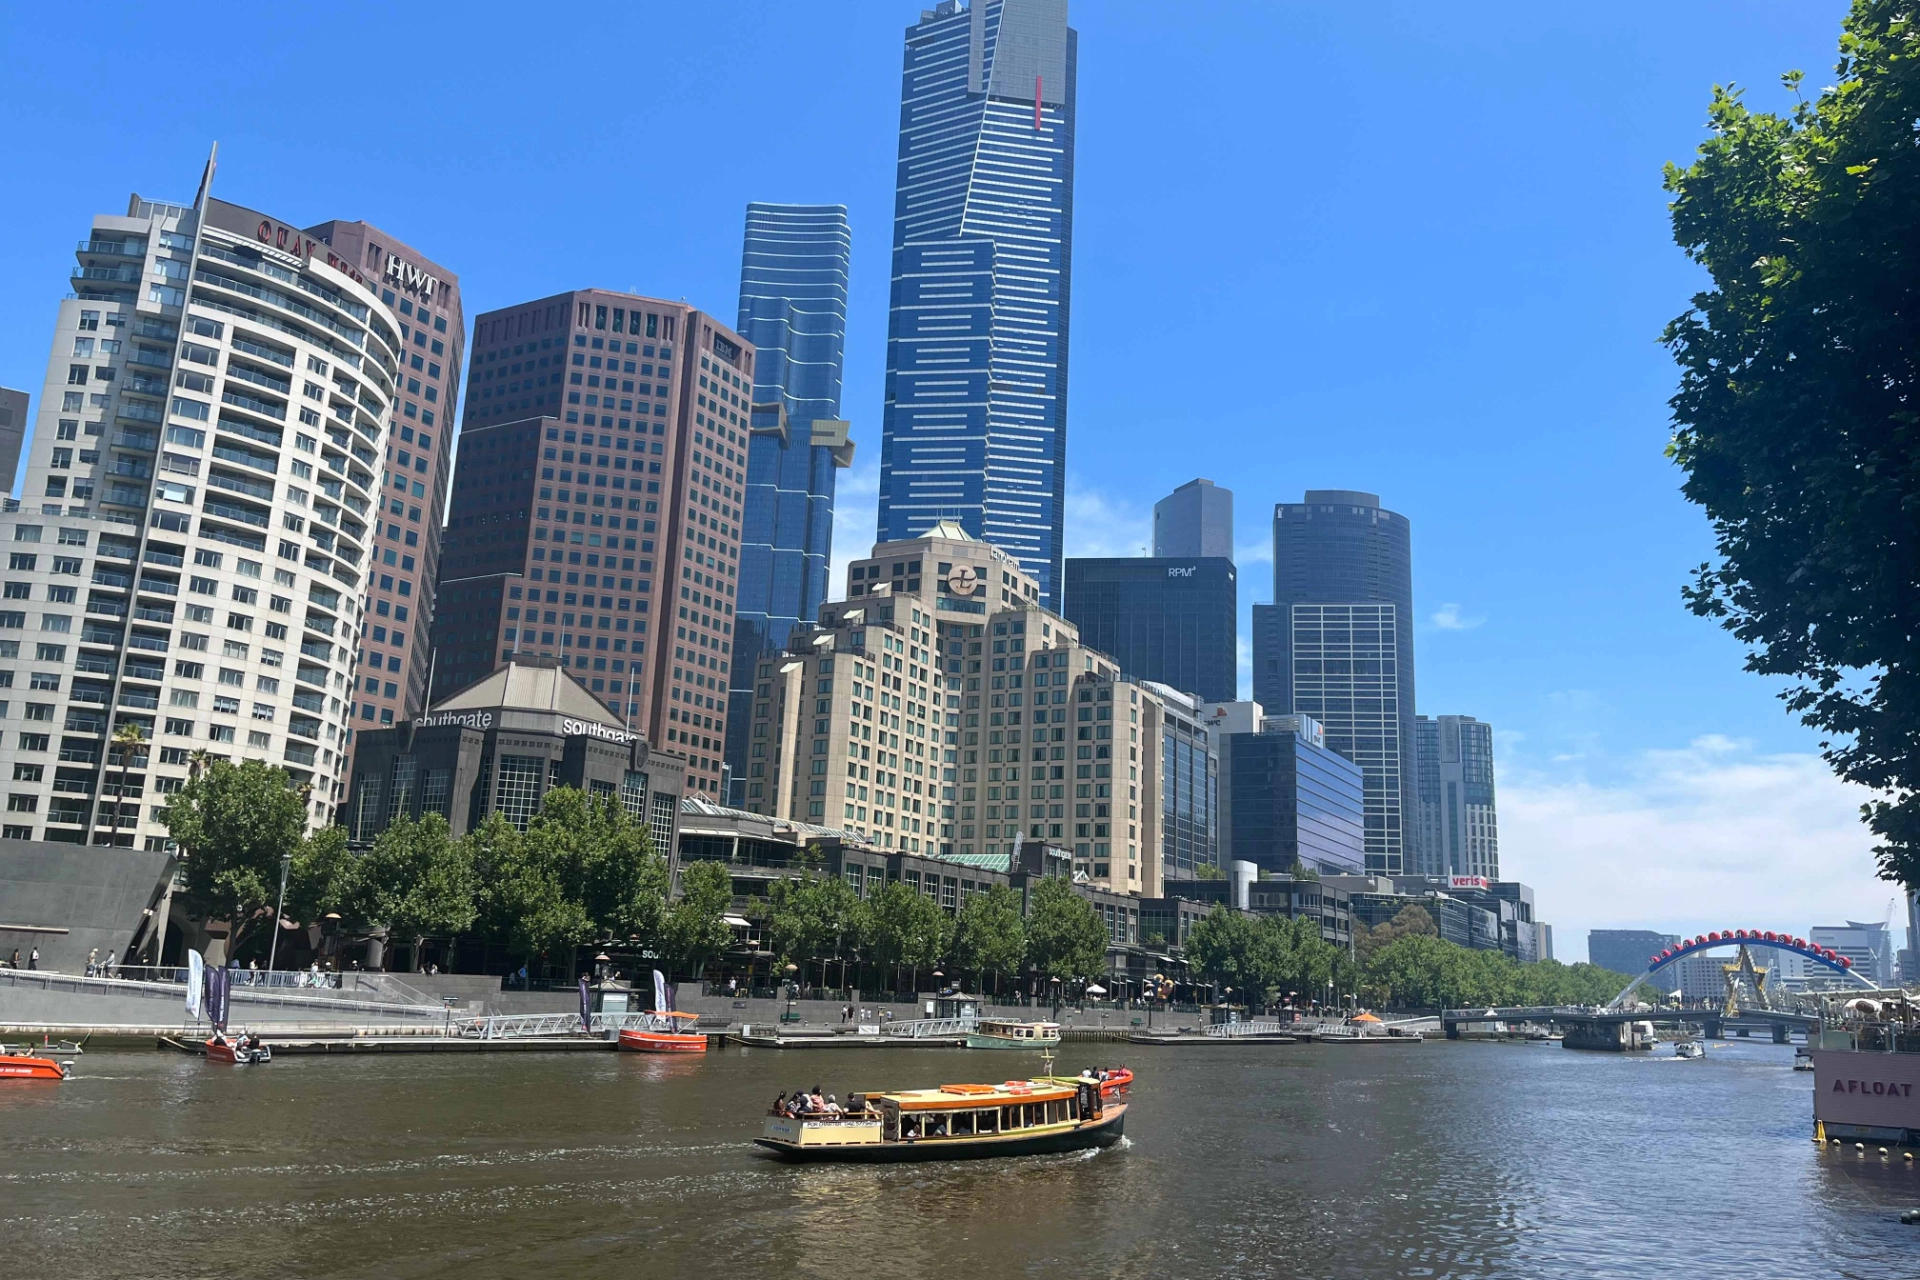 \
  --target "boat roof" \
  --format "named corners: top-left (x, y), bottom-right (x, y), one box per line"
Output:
top-left (870, 1080), bottom-right (1078, 1110)
top-left (978, 1019), bottom-right (1060, 1029)
top-left (649, 1010), bottom-right (700, 1021)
